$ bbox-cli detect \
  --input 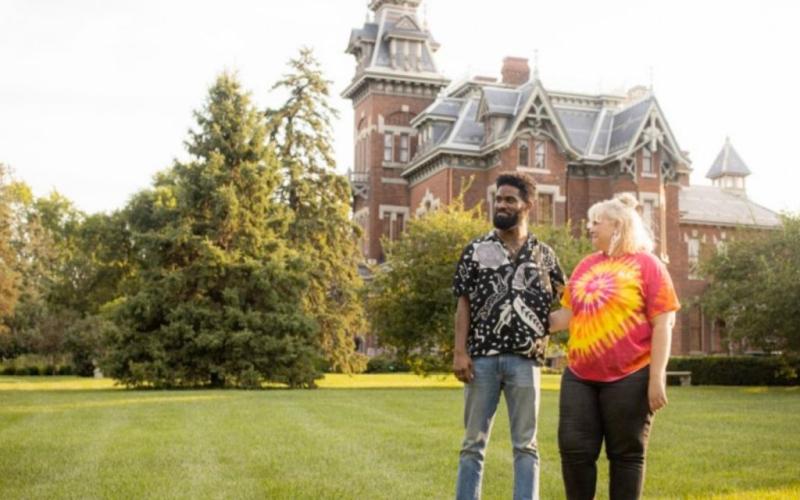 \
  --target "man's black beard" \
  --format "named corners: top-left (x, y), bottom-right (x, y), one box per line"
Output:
top-left (493, 211), bottom-right (520, 230)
